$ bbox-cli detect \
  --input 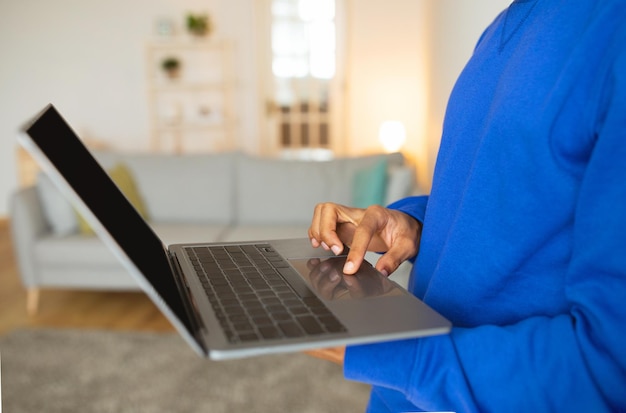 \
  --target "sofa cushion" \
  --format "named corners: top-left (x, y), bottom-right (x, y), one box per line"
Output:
top-left (150, 223), bottom-right (228, 245)
top-left (220, 225), bottom-right (310, 242)
top-left (235, 152), bottom-right (409, 224)
top-left (385, 164), bottom-right (417, 205)
top-left (35, 233), bottom-right (123, 267)
top-left (35, 172), bottom-right (79, 236)
top-left (352, 158), bottom-right (388, 208)
top-left (328, 152), bottom-right (406, 205)
top-left (35, 223), bottom-right (228, 266)
top-left (113, 152), bottom-right (237, 224)
top-left (235, 156), bottom-right (345, 225)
